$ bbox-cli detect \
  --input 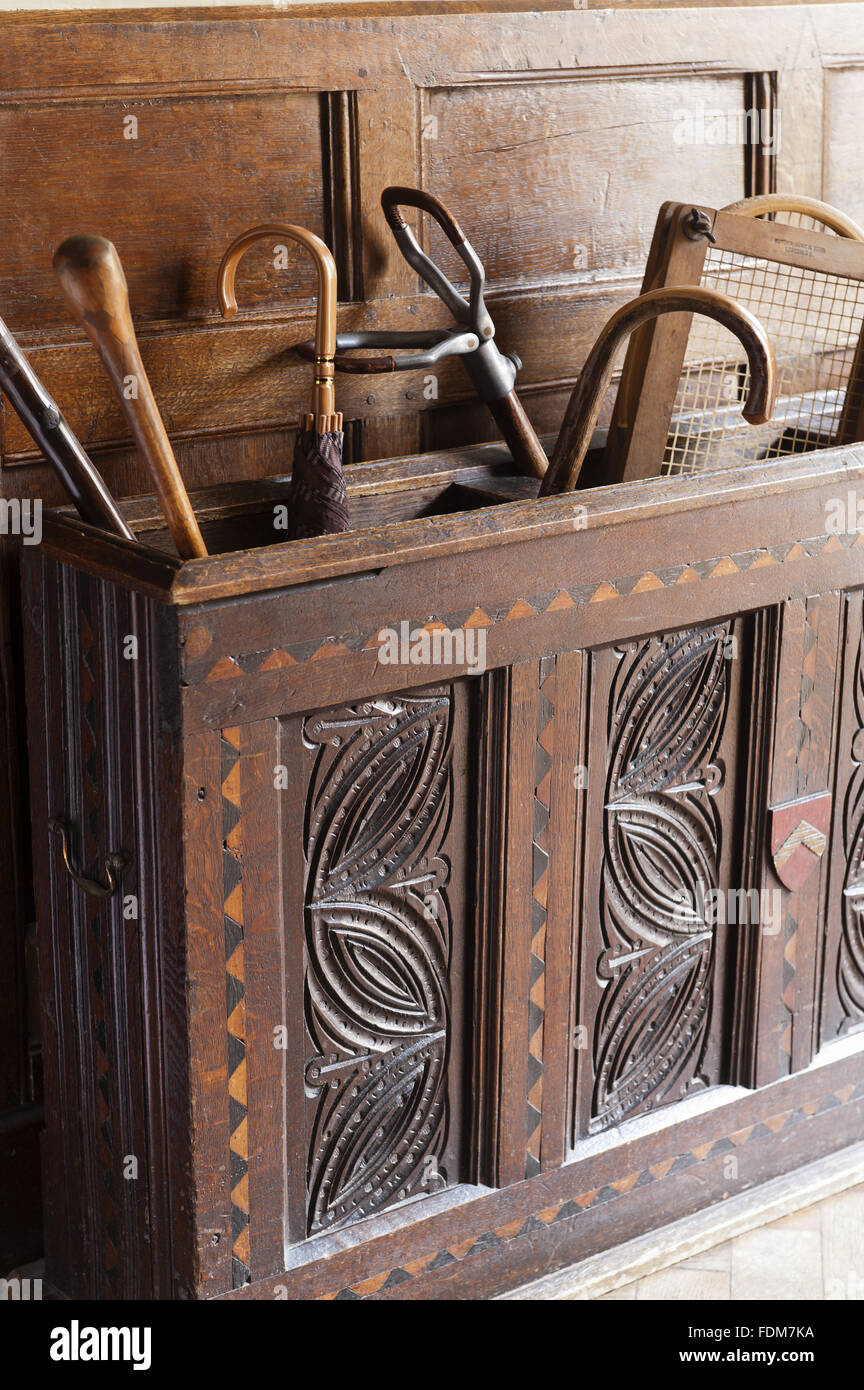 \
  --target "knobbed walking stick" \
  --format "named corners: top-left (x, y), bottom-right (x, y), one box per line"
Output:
top-left (53, 234), bottom-right (207, 559)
